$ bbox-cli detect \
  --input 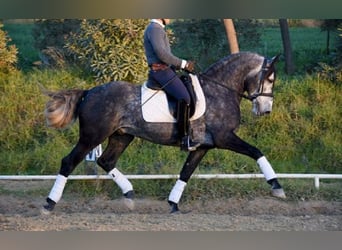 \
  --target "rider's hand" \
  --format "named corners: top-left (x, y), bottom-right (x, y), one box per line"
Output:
top-left (184, 61), bottom-right (195, 73)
